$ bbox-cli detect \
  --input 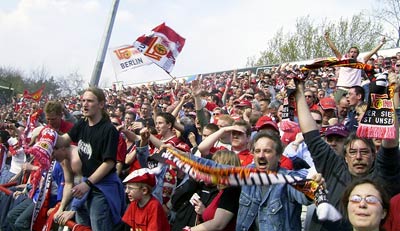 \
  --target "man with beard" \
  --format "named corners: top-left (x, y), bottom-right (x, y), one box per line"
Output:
top-left (295, 78), bottom-right (400, 231)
